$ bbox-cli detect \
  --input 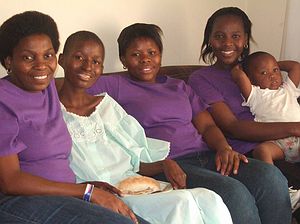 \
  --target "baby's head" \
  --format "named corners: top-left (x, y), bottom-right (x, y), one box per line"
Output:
top-left (59, 31), bottom-right (105, 88)
top-left (243, 51), bottom-right (282, 90)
